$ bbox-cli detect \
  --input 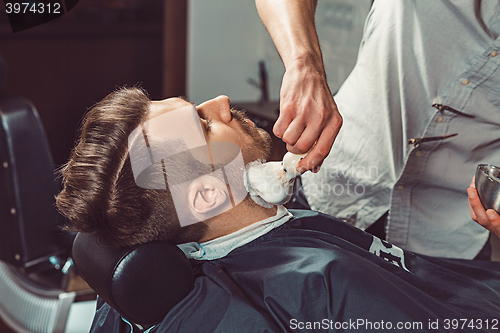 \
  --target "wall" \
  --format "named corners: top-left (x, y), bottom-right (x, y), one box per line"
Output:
top-left (187, 0), bottom-right (372, 104)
